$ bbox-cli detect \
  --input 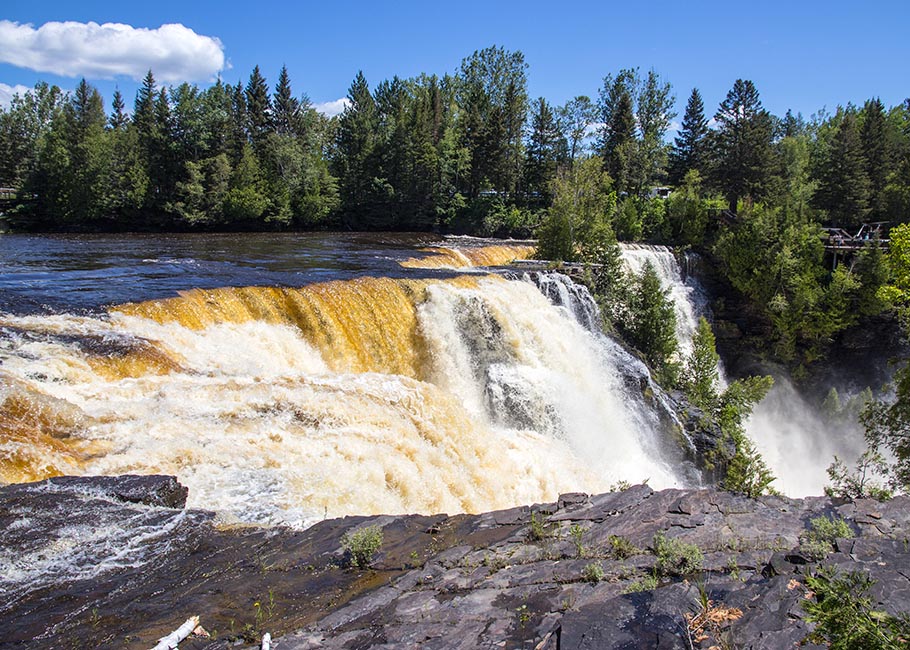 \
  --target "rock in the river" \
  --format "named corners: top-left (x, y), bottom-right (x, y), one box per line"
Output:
top-left (1, 476), bottom-right (908, 649)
